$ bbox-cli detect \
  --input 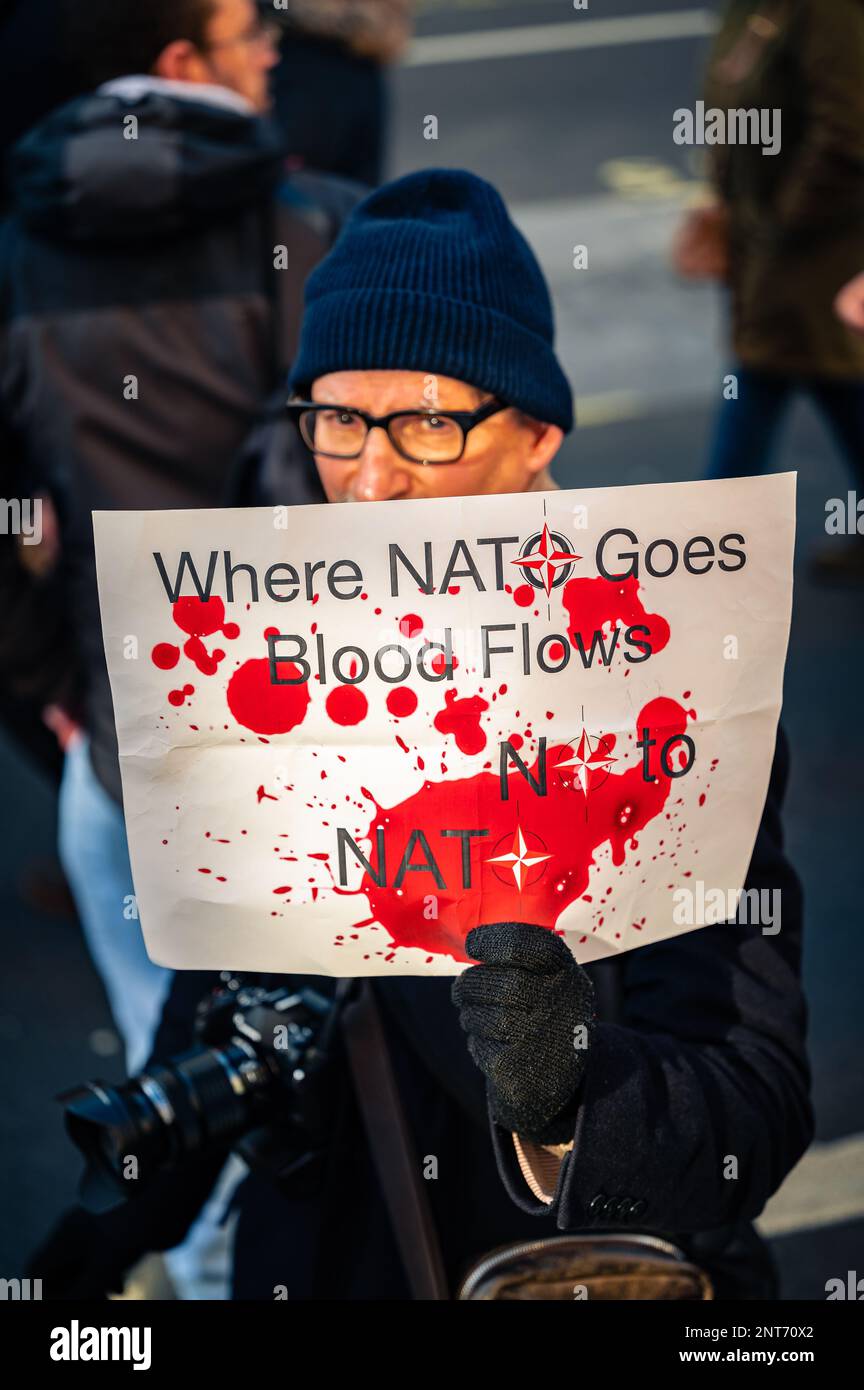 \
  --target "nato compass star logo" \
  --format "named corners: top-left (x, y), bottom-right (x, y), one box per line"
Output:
top-left (554, 727), bottom-right (617, 796)
top-left (511, 522), bottom-right (581, 596)
top-left (486, 823), bottom-right (552, 891)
